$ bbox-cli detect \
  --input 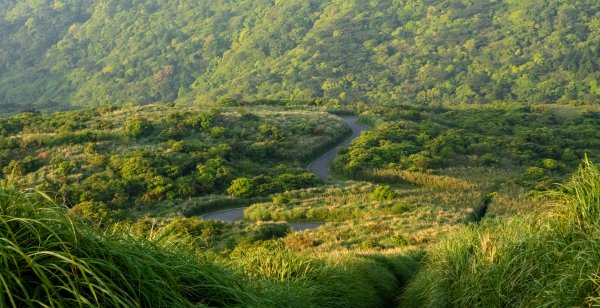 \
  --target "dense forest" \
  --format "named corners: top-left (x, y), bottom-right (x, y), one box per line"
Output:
top-left (0, 0), bottom-right (599, 111)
